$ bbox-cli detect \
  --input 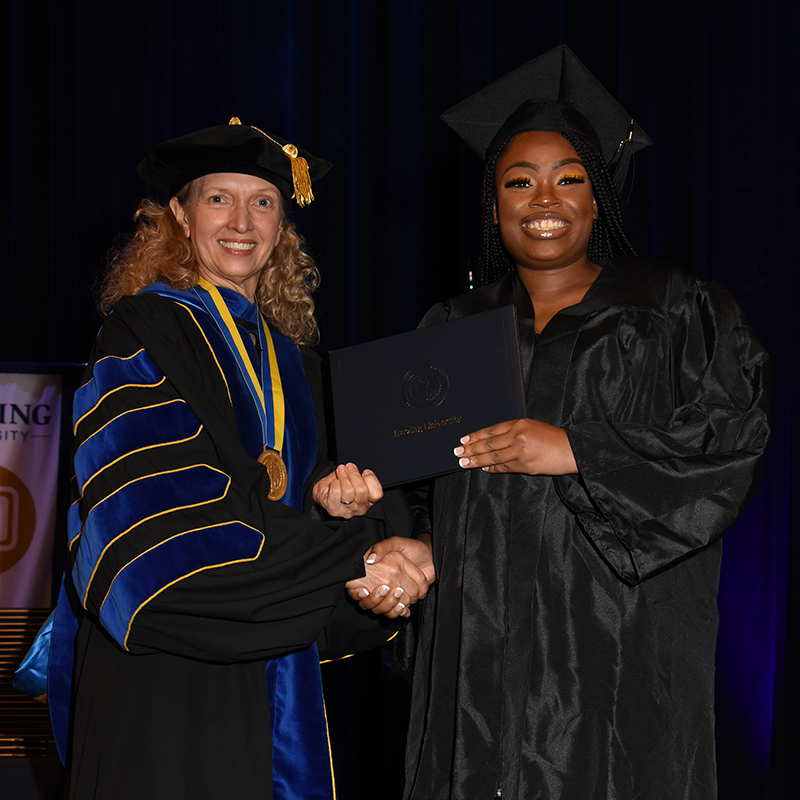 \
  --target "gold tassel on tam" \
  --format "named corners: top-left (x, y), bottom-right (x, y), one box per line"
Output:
top-left (230, 117), bottom-right (315, 207)
top-left (279, 143), bottom-right (314, 207)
